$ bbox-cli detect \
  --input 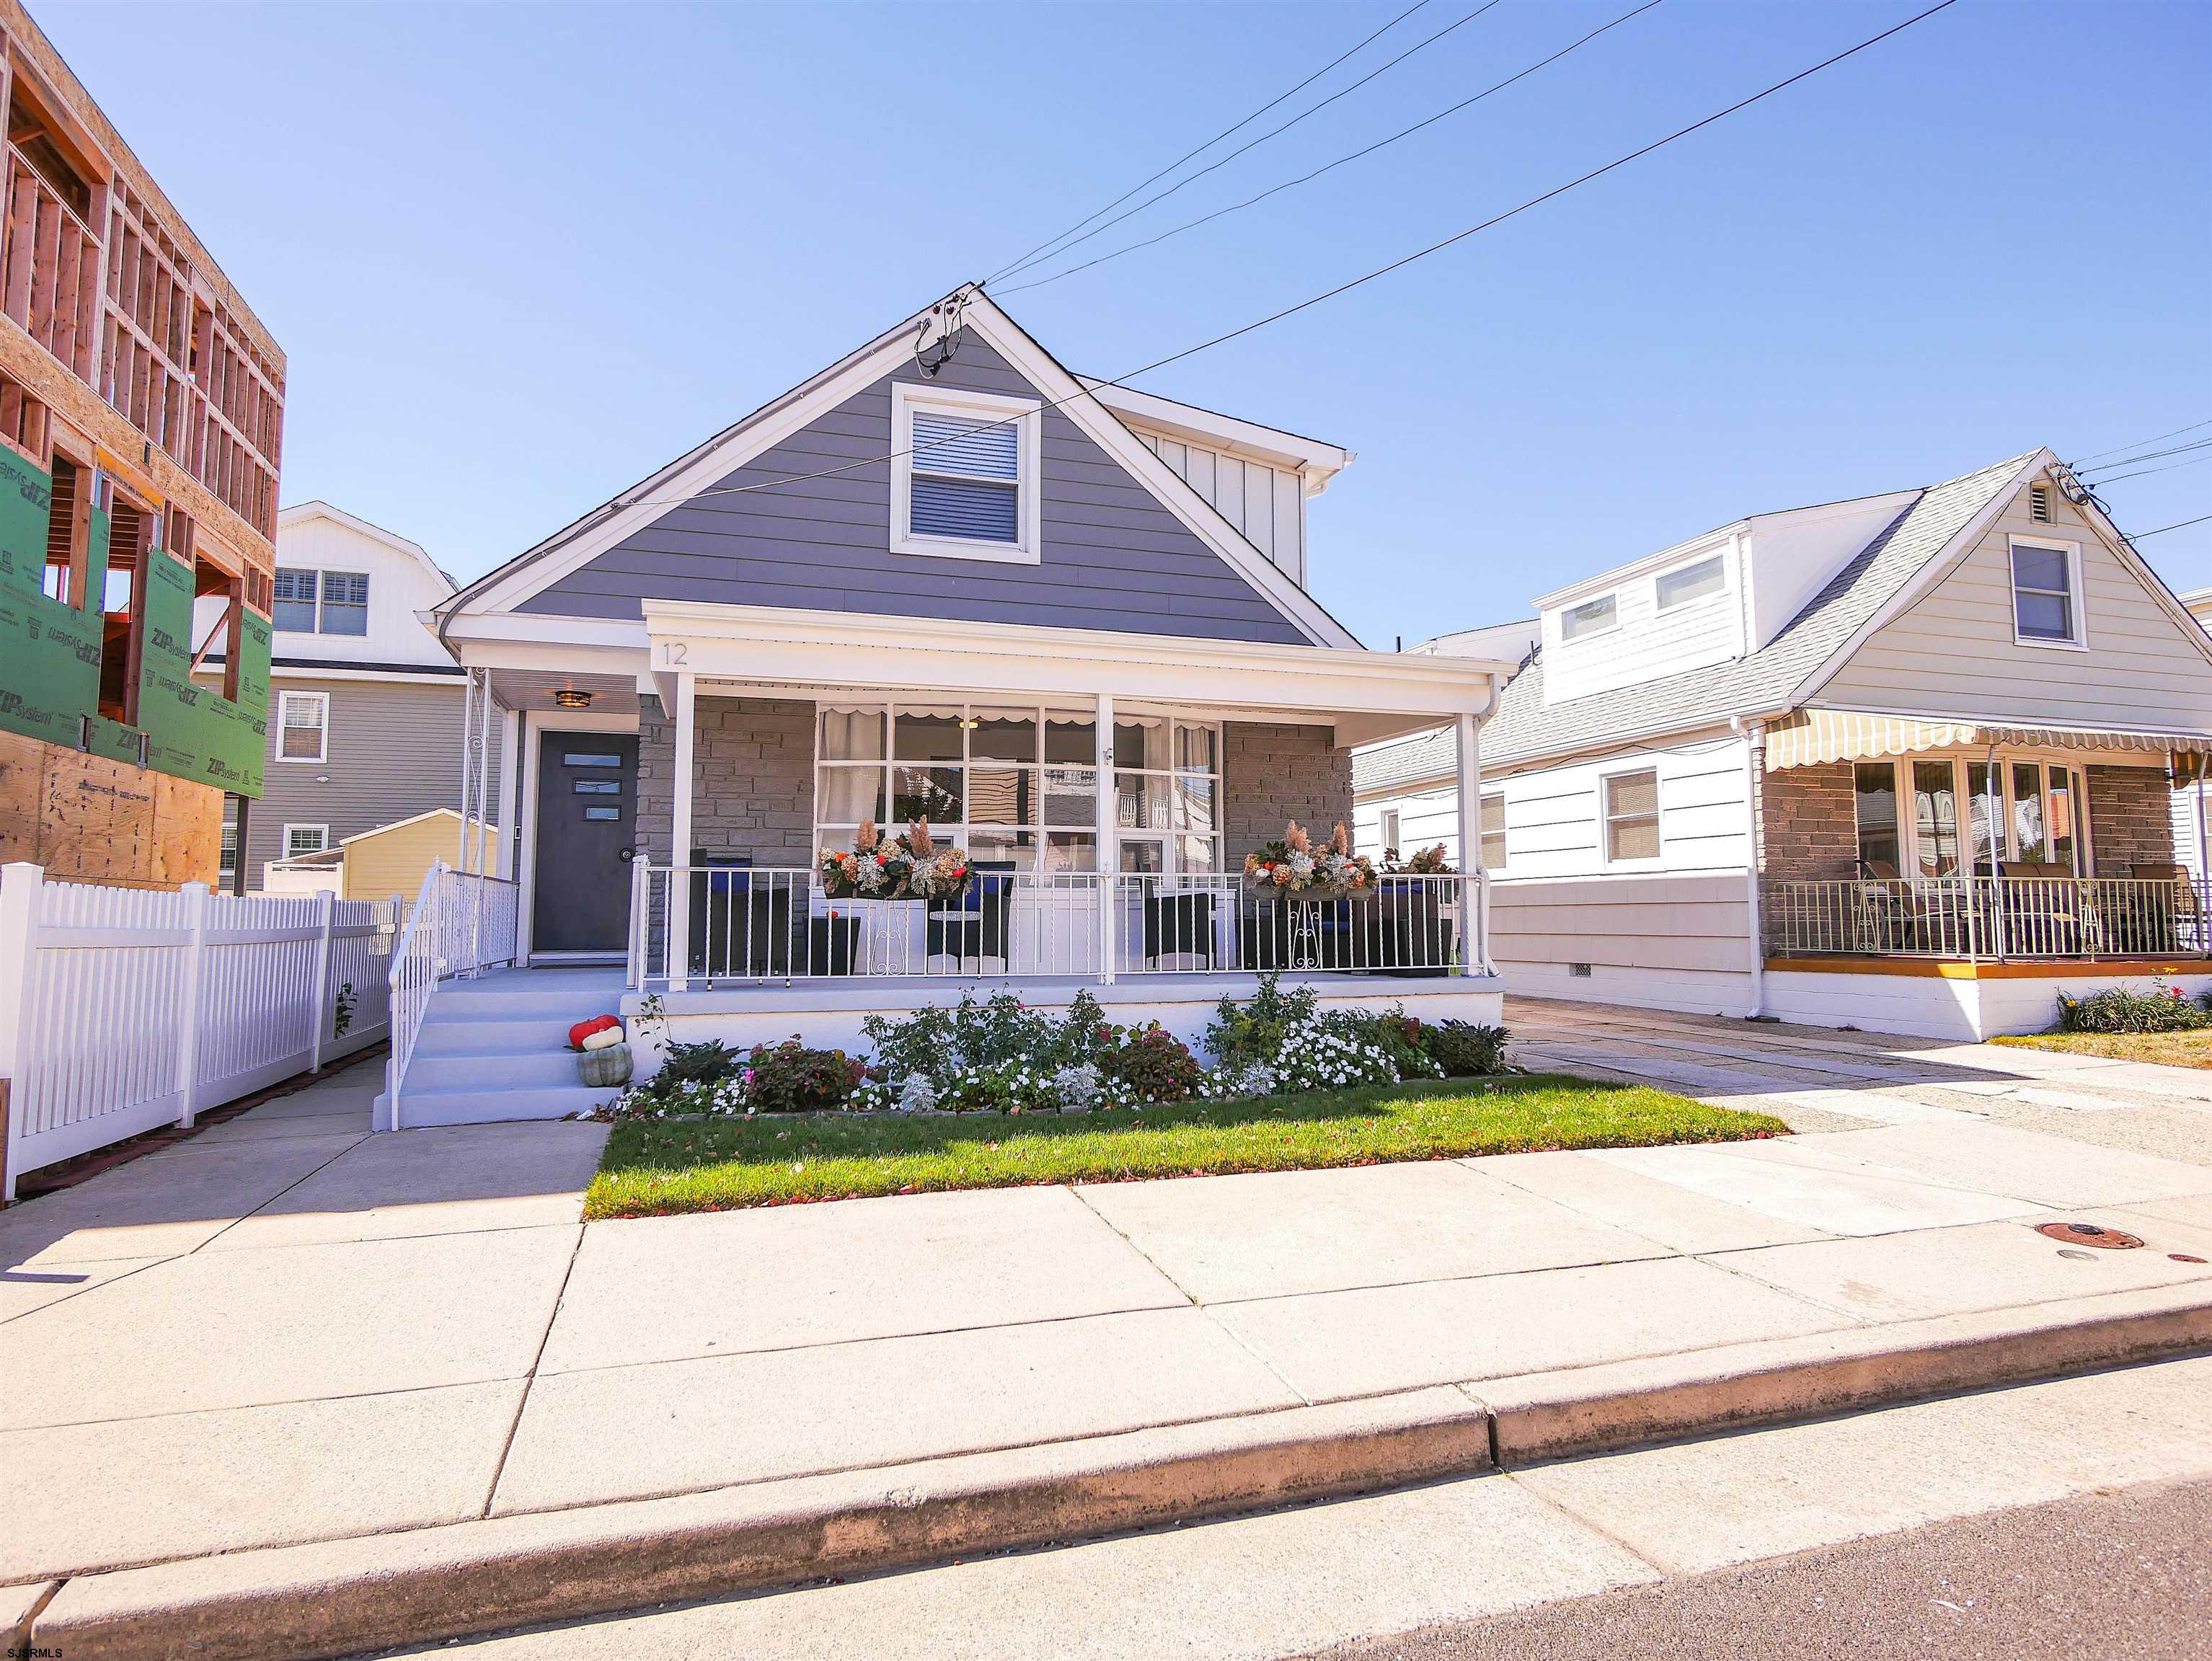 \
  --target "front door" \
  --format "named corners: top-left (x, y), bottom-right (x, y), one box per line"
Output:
top-left (533, 732), bottom-right (639, 953)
